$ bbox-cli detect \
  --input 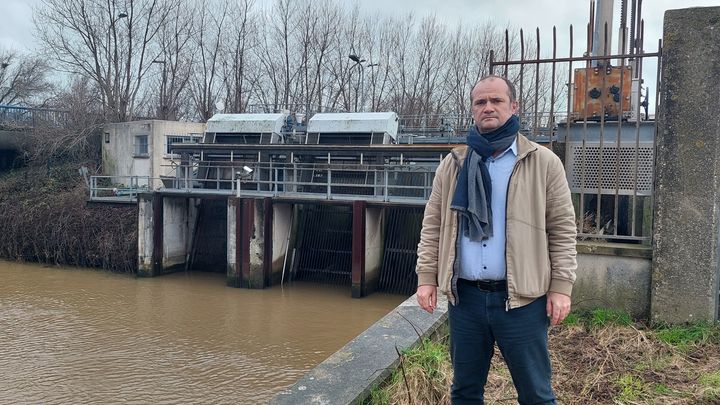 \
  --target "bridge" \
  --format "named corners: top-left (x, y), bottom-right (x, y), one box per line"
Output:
top-left (0, 105), bottom-right (69, 169)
